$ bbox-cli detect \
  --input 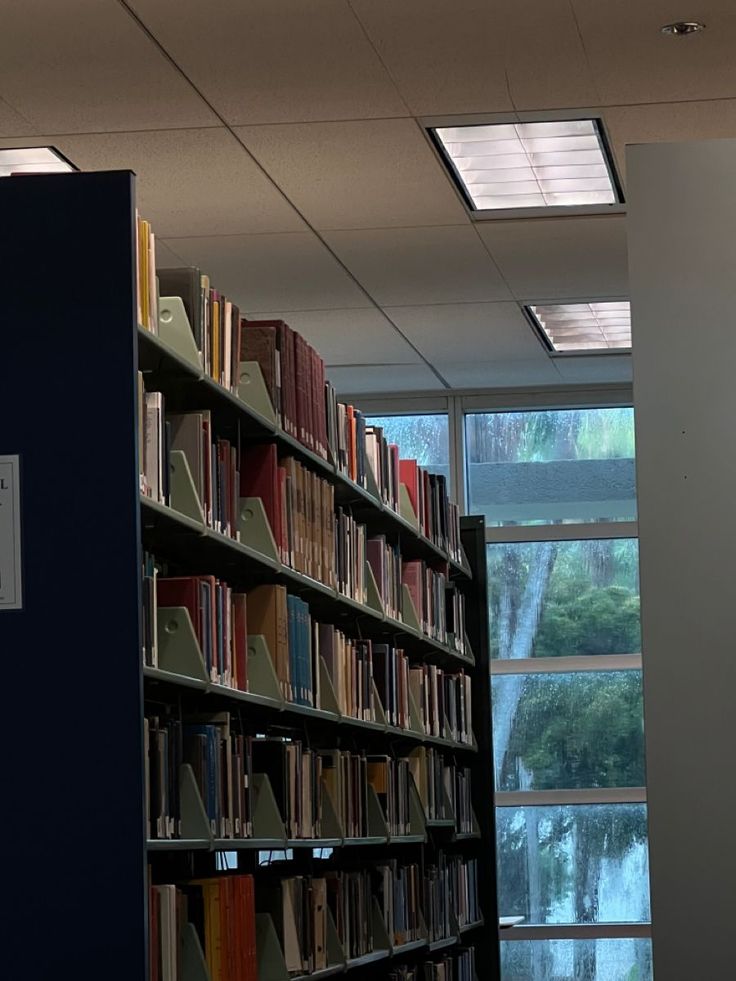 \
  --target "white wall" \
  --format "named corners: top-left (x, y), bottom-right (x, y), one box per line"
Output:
top-left (627, 138), bottom-right (736, 979)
